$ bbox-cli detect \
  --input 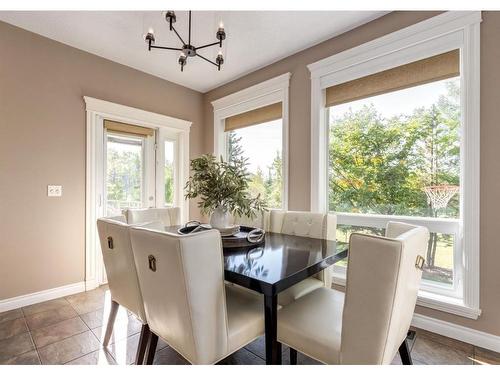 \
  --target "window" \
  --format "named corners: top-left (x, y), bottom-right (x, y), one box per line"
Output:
top-left (105, 133), bottom-right (145, 216)
top-left (212, 73), bottom-right (290, 210)
top-left (225, 115), bottom-right (283, 209)
top-left (329, 66), bottom-right (461, 289)
top-left (309, 12), bottom-right (481, 318)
